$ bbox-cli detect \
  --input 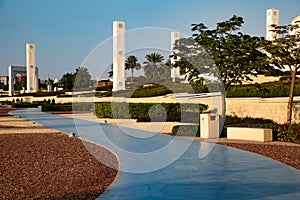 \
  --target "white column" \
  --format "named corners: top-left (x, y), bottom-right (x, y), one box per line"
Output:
top-left (266, 8), bottom-right (279, 41)
top-left (113, 21), bottom-right (126, 91)
top-left (26, 43), bottom-right (38, 93)
top-left (171, 32), bottom-right (180, 82)
top-left (8, 65), bottom-right (13, 96)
